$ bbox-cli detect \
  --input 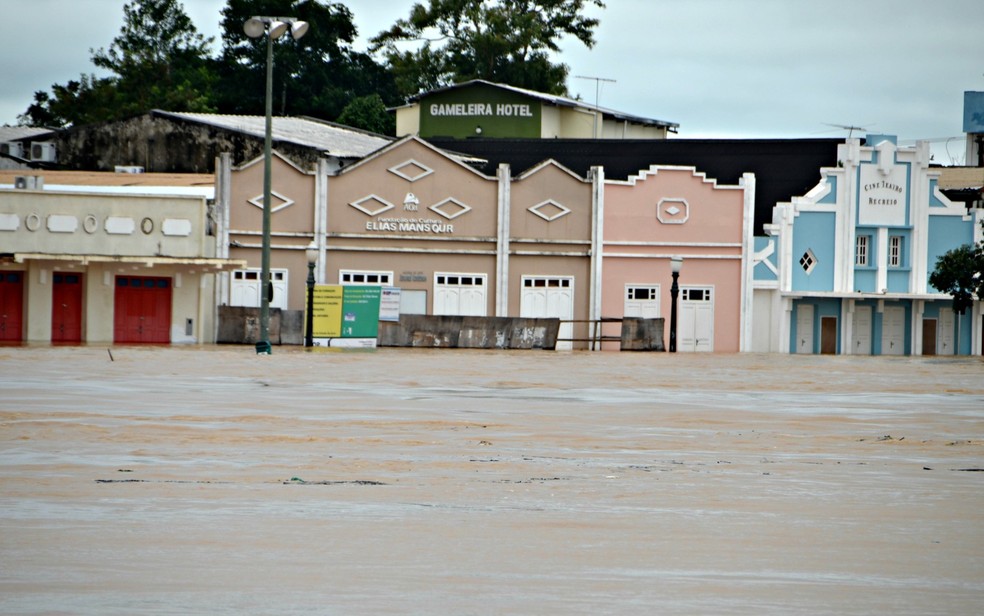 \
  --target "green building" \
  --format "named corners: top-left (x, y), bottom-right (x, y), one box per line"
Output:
top-left (395, 80), bottom-right (678, 140)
